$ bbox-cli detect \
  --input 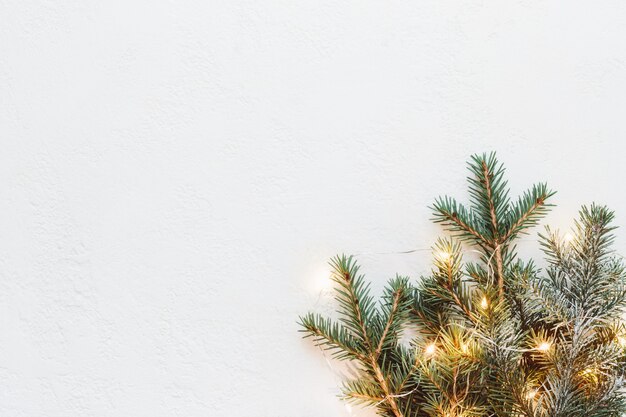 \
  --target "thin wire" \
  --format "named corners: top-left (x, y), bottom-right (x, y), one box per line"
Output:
top-left (352, 248), bottom-right (431, 256)
top-left (314, 238), bottom-right (626, 413)
top-left (372, 387), bottom-right (420, 407)
top-left (350, 239), bottom-right (536, 258)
